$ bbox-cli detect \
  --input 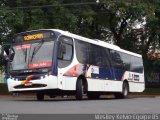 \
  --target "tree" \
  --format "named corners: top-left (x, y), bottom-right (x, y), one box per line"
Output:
top-left (0, 0), bottom-right (96, 69)
top-left (89, 0), bottom-right (160, 74)
top-left (0, 0), bottom-right (160, 75)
